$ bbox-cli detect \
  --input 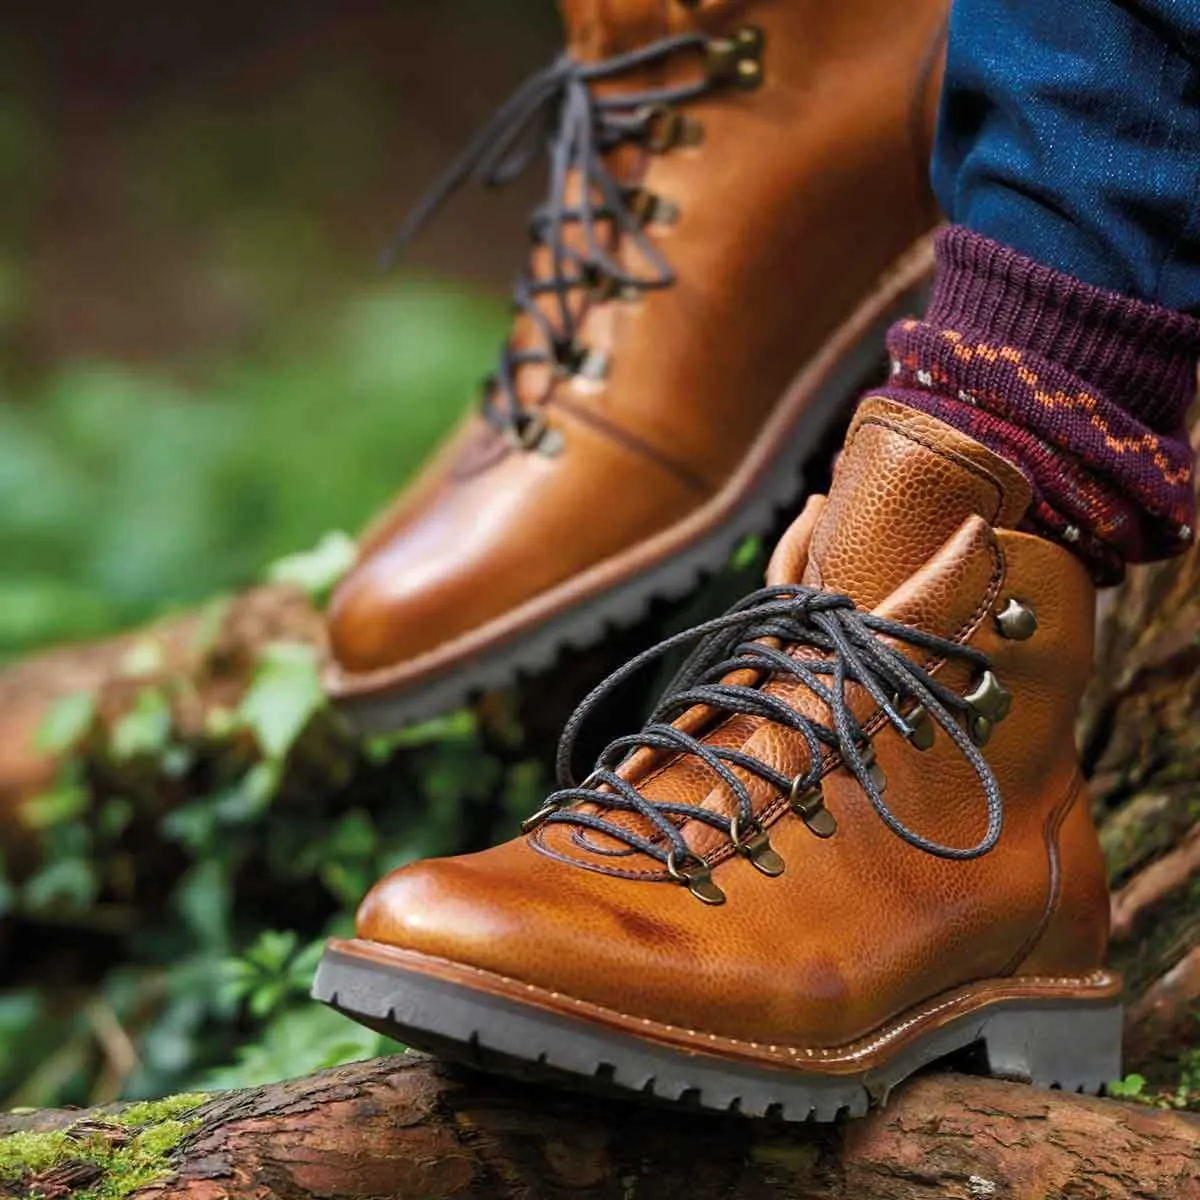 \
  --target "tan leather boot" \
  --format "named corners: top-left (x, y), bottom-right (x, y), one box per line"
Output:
top-left (326, 0), bottom-right (949, 731)
top-left (315, 398), bottom-right (1120, 1120)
